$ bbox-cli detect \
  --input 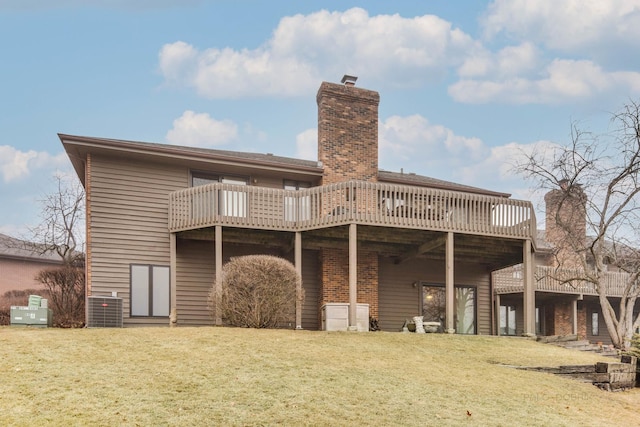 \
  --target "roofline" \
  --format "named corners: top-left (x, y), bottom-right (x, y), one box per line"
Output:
top-left (0, 253), bottom-right (63, 265)
top-left (378, 173), bottom-right (511, 198)
top-left (60, 134), bottom-right (512, 198)
top-left (59, 134), bottom-right (325, 181)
